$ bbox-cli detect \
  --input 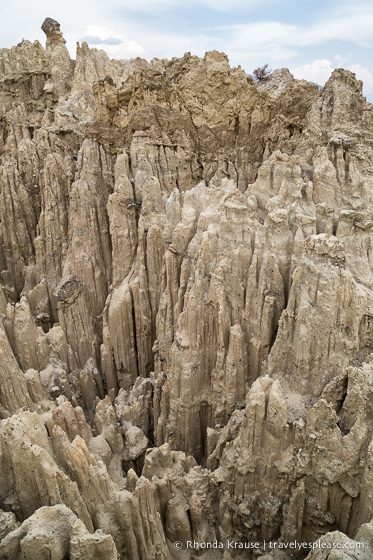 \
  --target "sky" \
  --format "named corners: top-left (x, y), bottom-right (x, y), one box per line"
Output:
top-left (1, 0), bottom-right (373, 102)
